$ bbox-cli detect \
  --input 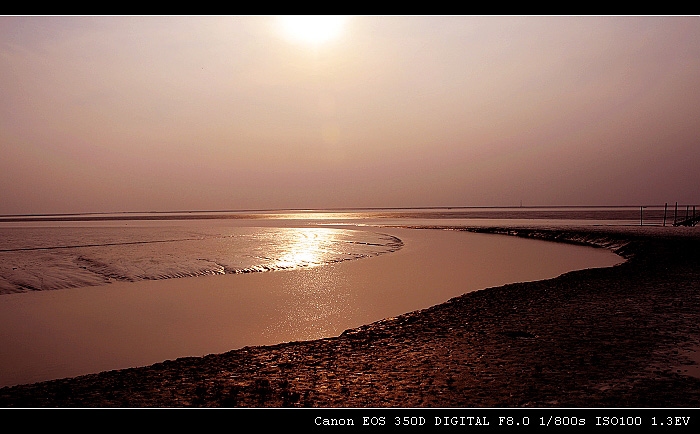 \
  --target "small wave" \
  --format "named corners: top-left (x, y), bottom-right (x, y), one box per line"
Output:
top-left (0, 227), bottom-right (402, 294)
